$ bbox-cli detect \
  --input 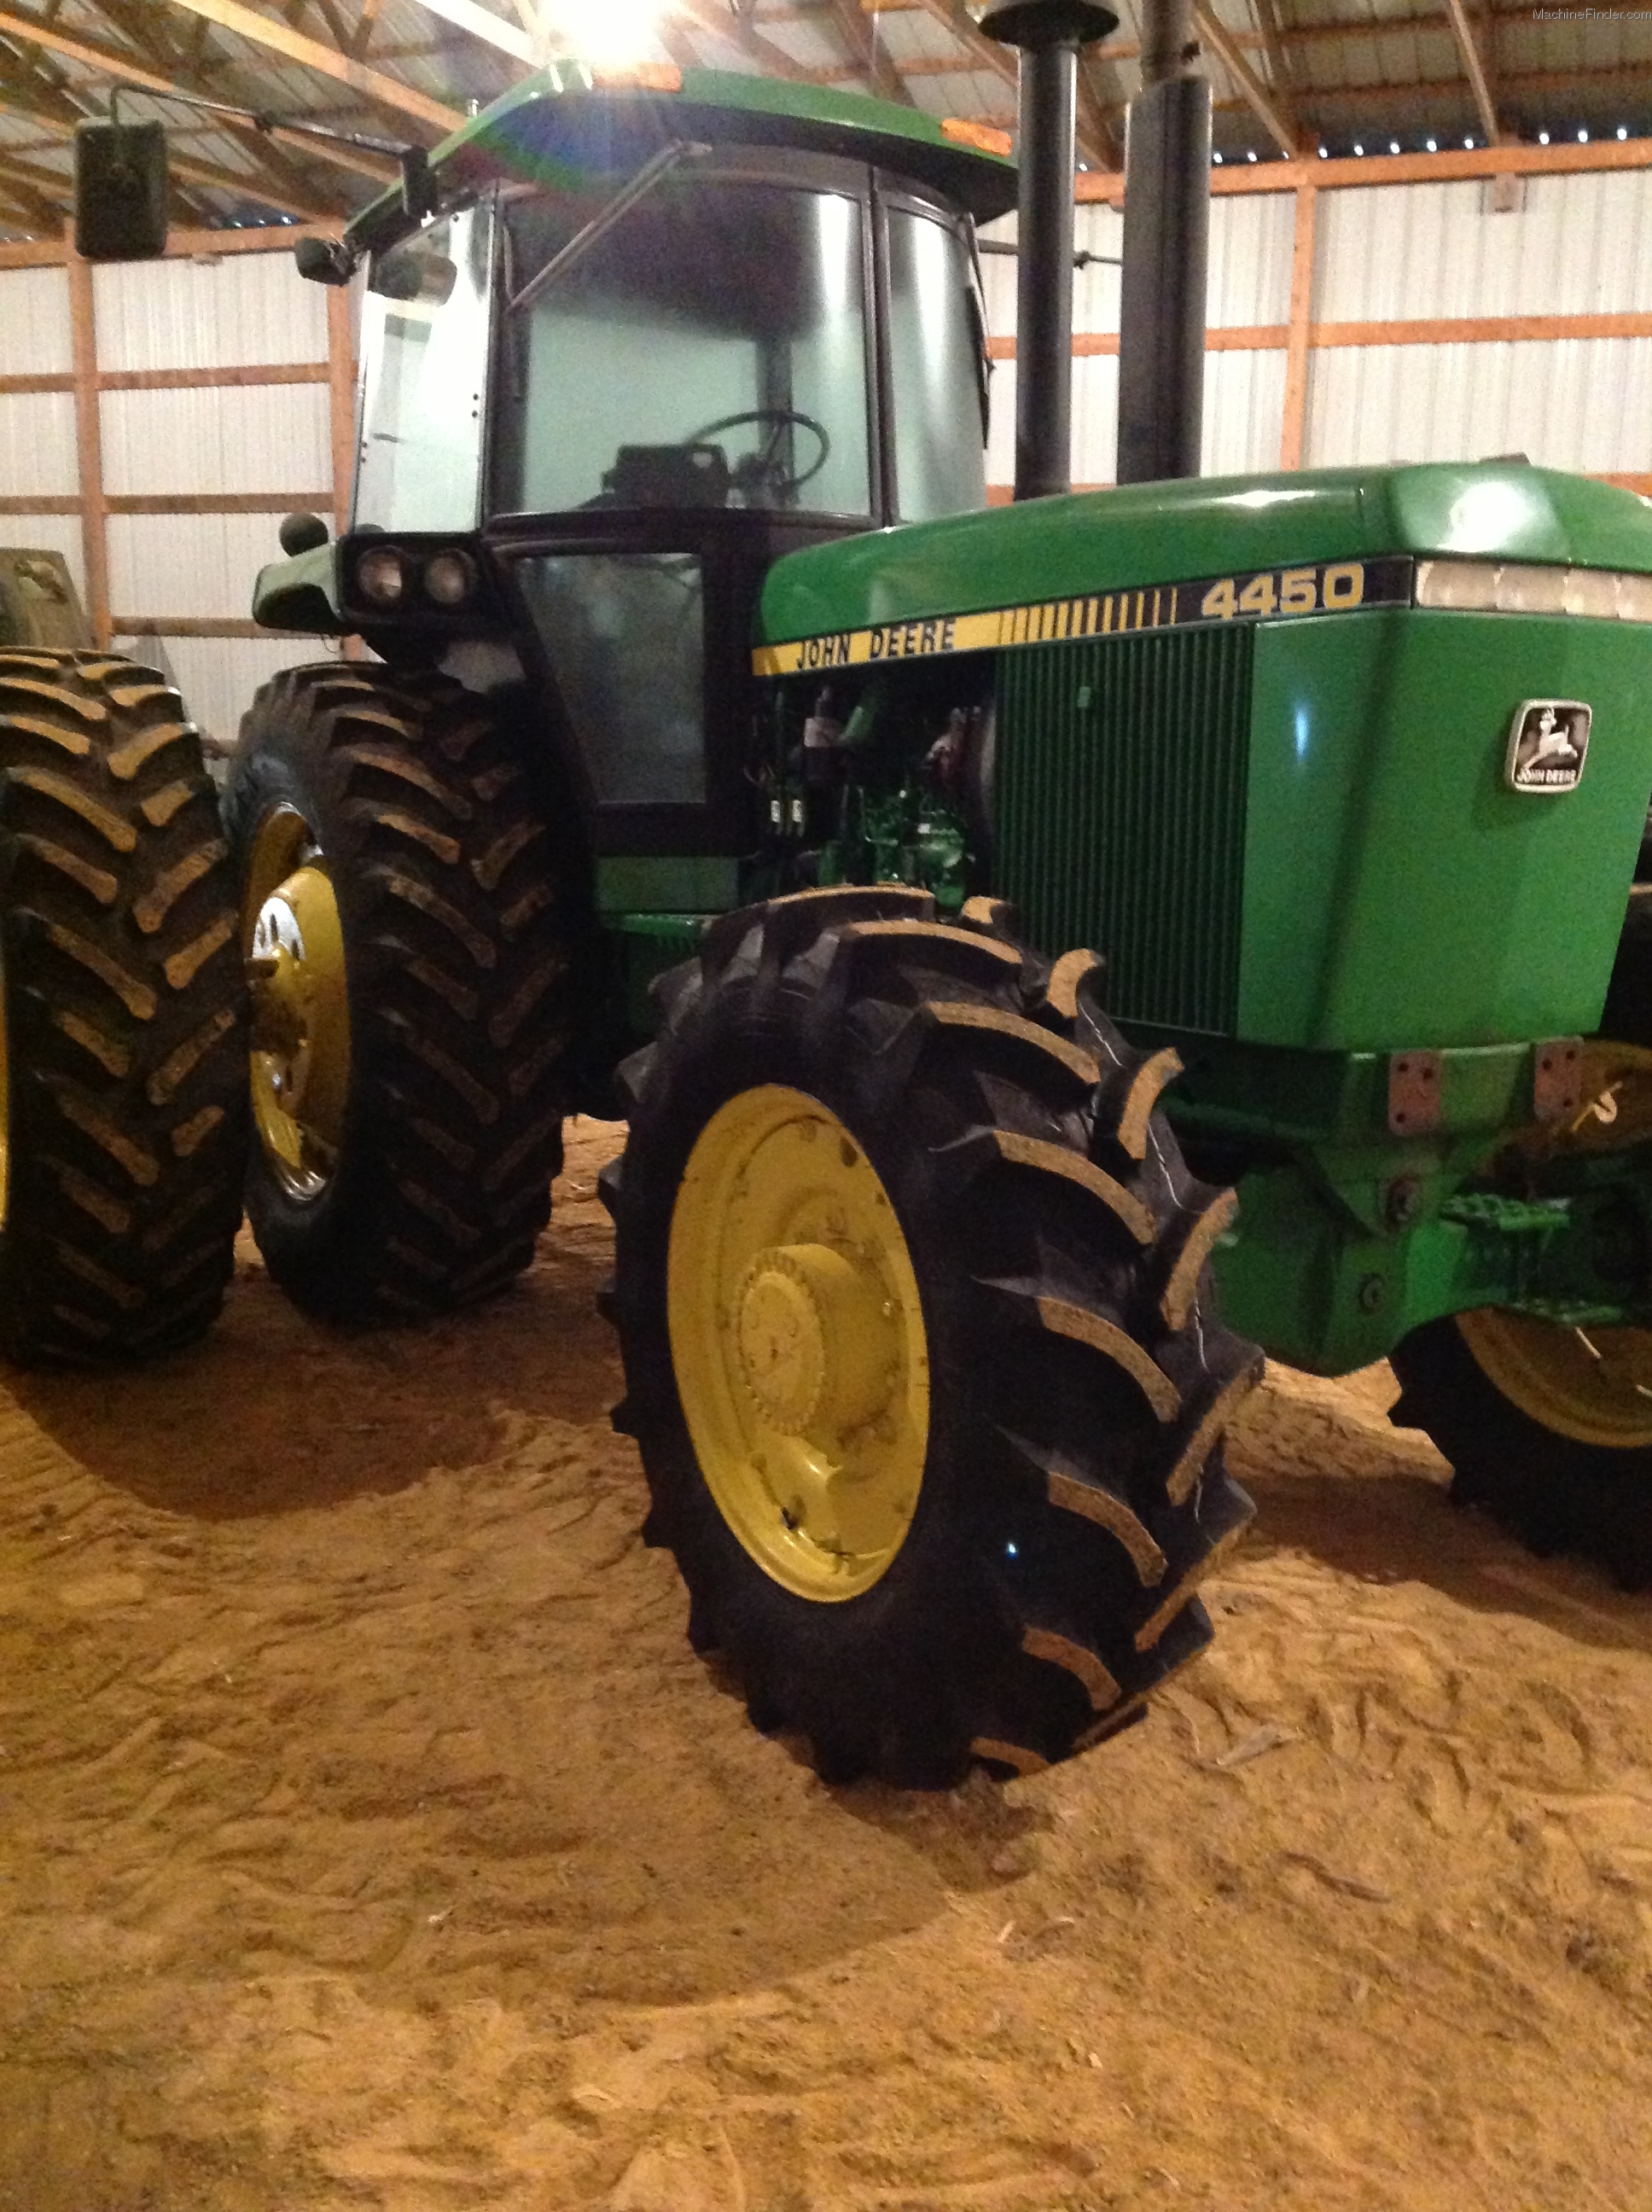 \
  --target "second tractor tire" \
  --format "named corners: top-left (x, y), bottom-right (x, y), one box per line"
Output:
top-left (224, 663), bottom-right (579, 1323)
